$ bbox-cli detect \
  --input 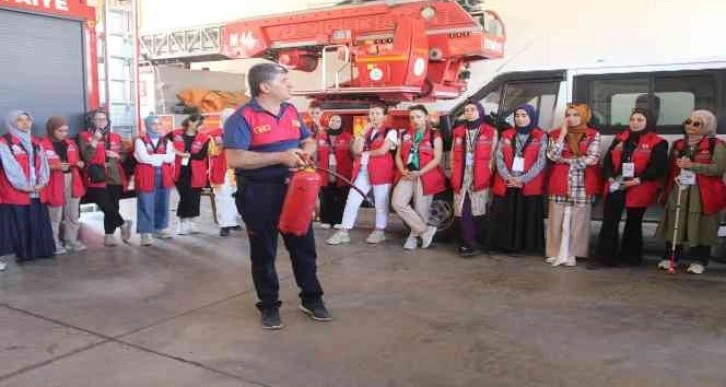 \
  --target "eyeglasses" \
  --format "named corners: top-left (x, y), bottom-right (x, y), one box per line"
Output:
top-left (684, 119), bottom-right (703, 128)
